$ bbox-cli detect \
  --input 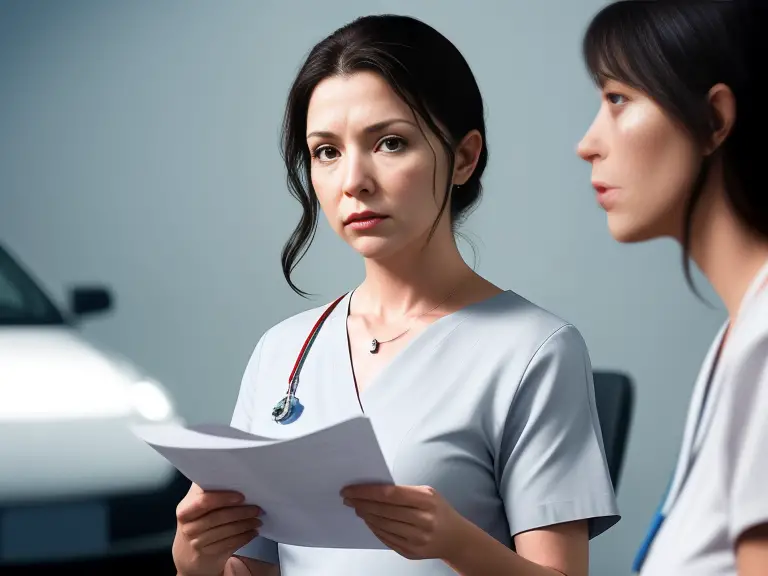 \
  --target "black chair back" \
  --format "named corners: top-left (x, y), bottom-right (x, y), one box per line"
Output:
top-left (593, 370), bottom-right (634, 492)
